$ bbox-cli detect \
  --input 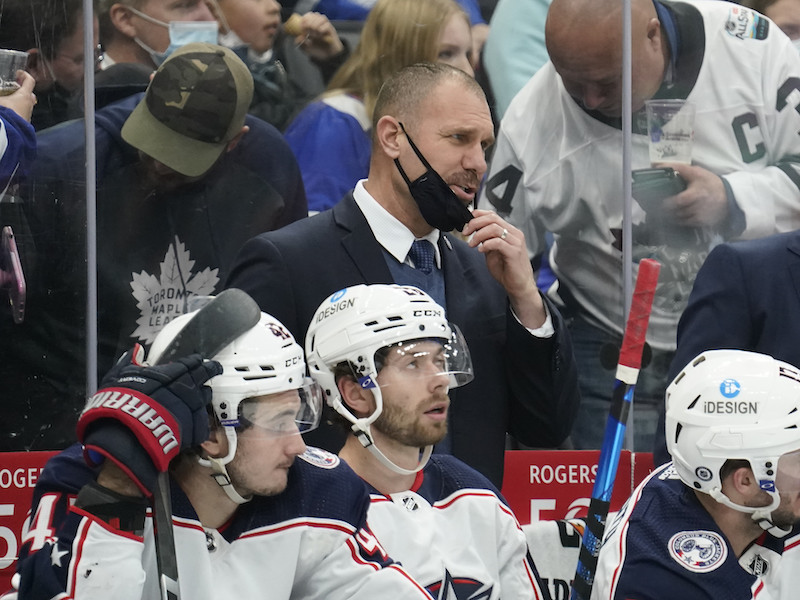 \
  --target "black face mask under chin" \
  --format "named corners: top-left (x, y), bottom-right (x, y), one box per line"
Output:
top-left (394, 122), bottom-right (473, 233)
